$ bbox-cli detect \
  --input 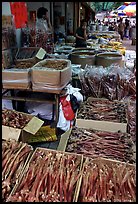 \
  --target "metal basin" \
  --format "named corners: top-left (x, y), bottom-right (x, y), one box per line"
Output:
top-left (96, 52), bottom-right (122, 67)
top-left (70, 51), bottom-right (96, 68)
top-left (72, 48), bottom-right (95, 53)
